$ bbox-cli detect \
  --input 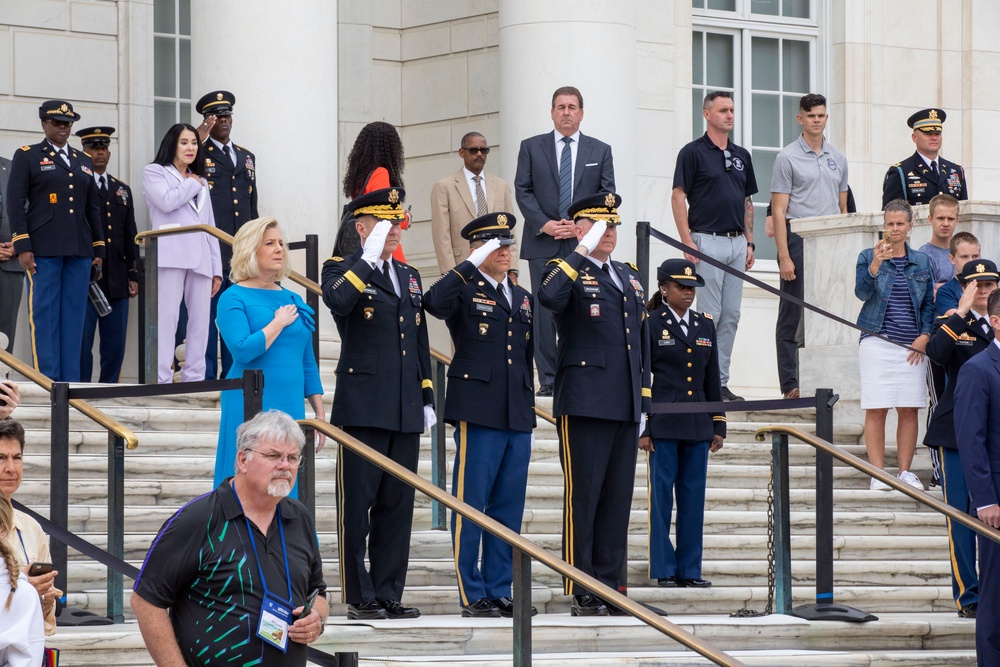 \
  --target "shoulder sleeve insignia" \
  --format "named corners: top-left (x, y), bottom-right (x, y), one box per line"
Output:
top-left (20, 145), bottom-right (30, 152)
top-left (702, 312), bottom-right (713, 320)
